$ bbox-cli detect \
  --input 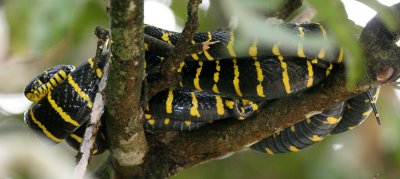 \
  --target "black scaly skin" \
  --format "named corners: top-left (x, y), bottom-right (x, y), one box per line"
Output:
top-left (146, 51), bottom-right (330, 101)
top-left (24, 65), bottom-right (75, 103)
top-left (144, 53), bottom-right (164, 71)
top-left (144, 88), bottom-right (224, 131)
top-left (23, 62), bottom-right (267, 148)
top-left (65, 122), bottom-right (107, 155)
top-left (144, 115), bottom-right (209, 131)
top-left (250, 102), bottom-right (344, 154)
top-left (231, 99), bottom-right (267, 120)
top-left (144, 88), bottom-right (267, 130)
top-left (250, 88), bottom-right (380, 155)
top-left (144, 23), bottom-right (343, 63)
top-left (145, 88), bottom-right (231, 122)
top-left (24, 59), bottom-right (105, 143)
top-left (144, 24), bottom-right (335, 99)
top-left (330, 87), bottom-right (380, 134)
top-left (145, 88), bottom-right (267, 122)
top-left (180, 56), bottom-right (328, 100)
top-left (23, 63), bottom-right (266, 148)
